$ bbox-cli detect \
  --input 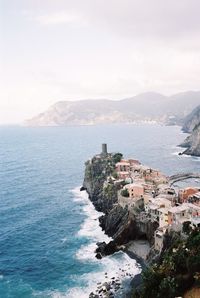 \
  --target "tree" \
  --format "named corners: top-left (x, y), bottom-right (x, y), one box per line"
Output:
top-left (112, 153), bottom-right (123, 163)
